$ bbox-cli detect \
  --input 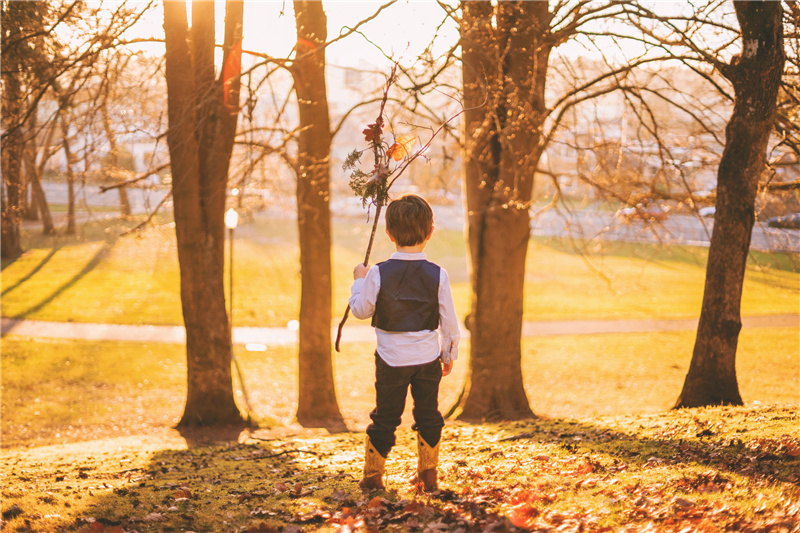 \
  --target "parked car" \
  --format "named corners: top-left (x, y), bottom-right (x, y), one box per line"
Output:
top-left (698, 206), bottom-right (716, 218)
top-left (767, 213), bottom-right (800, 230)
top-left (615, 204), bottom-right (668, 222)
